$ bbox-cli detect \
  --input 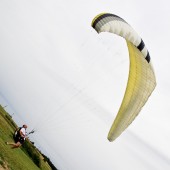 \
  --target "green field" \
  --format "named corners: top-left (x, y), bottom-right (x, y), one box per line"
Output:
top-left (0, 105), bottom-right (52, 170)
